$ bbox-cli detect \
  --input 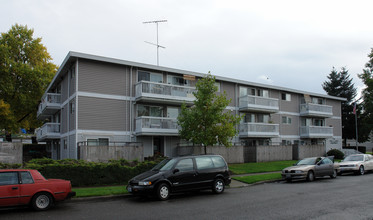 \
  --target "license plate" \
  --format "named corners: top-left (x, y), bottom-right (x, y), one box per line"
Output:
top-left (127, 186), bottom-right (132, 192)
